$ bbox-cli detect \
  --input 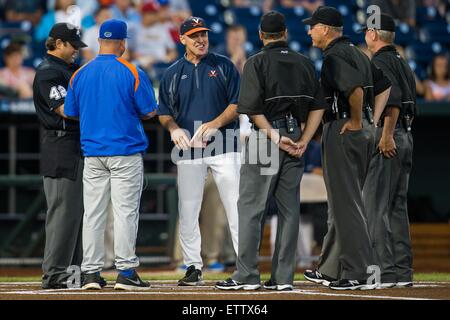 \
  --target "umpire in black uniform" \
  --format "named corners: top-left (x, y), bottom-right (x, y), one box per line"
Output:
top-left (302, 6), bottom-right (392, 290)
top-left (33, 23), bottom-right (87, 289)
top-left (216, 11), bottom-right (326, 291)
top-left (363, 14), bottom-right (416, 289)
